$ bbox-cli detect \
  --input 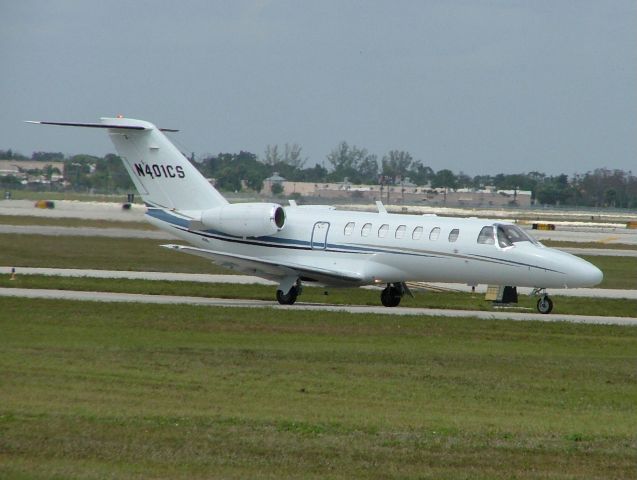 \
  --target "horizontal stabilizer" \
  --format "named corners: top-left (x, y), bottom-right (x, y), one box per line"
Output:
top-left (25, 120), bottom-right (178, 132)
